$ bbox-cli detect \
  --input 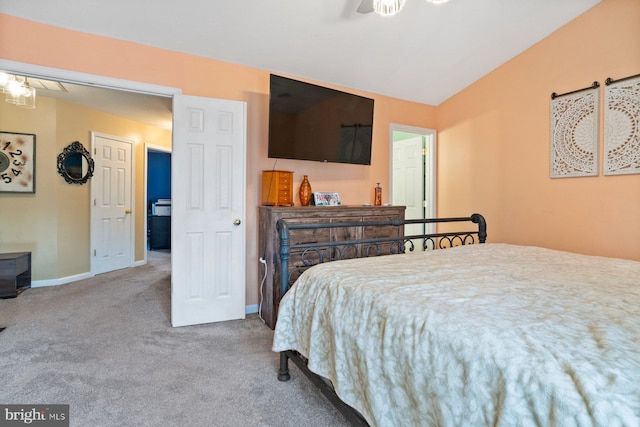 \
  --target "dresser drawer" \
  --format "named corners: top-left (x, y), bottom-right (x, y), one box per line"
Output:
top-left (279, 174), bottom-right (291, 185)
top-left (279, 189), bottom-right (291, 199)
